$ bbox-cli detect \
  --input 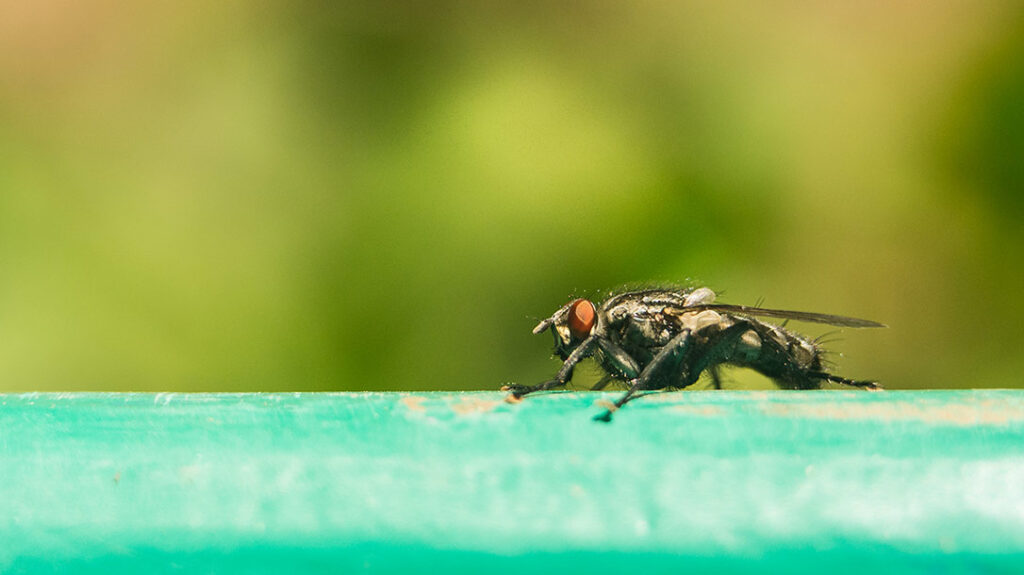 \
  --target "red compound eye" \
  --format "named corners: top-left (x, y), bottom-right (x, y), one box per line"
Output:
top-left (568, 299), bottom-right (596, 338)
